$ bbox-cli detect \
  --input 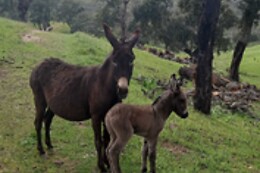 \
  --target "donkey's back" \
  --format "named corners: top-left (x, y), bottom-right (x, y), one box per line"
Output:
top-left (30, 58), bottom-right (96, 121)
